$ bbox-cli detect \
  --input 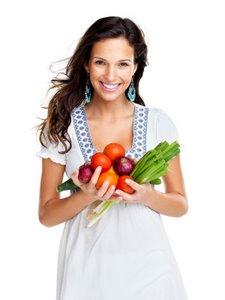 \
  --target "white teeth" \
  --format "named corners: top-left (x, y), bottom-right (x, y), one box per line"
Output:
top-left (102, 83), bottom-right (118, 89)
